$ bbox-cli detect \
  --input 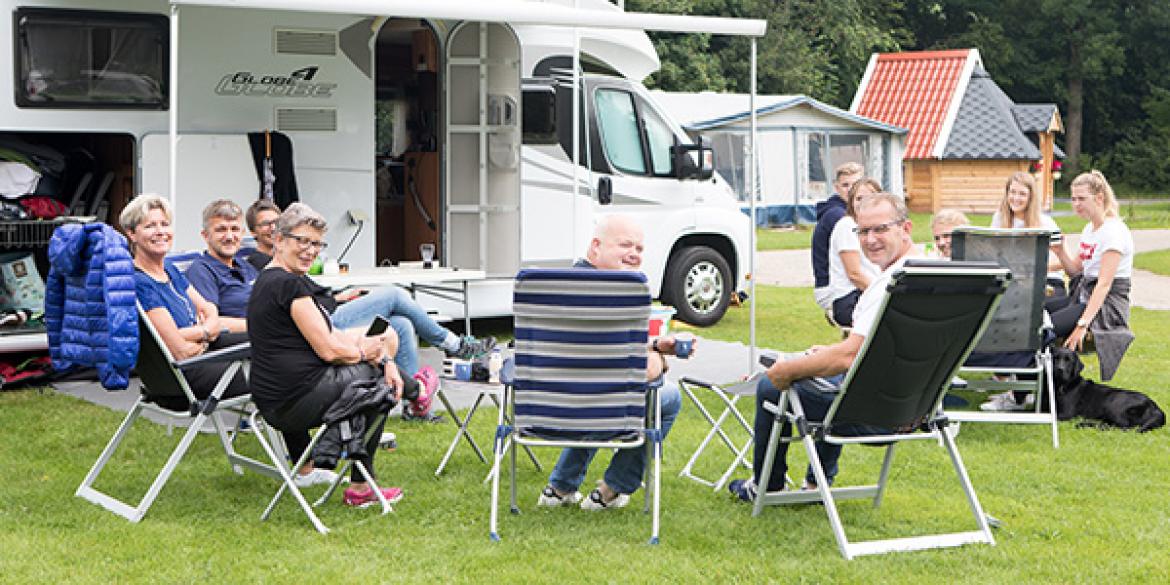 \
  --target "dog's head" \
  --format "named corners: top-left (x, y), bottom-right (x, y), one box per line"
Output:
top-left (1051, 347), bottom-right (1084, 390)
